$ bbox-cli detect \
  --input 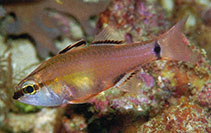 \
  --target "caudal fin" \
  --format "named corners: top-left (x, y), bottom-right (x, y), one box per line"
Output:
top-left (158, 17), bottom-right (198, 63)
